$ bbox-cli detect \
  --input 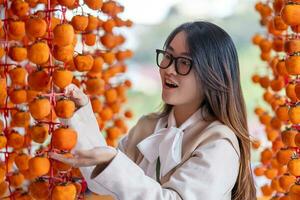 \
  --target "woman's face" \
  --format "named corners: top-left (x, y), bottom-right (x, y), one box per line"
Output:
top-left (159, 31), bottom-right (203, 108)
